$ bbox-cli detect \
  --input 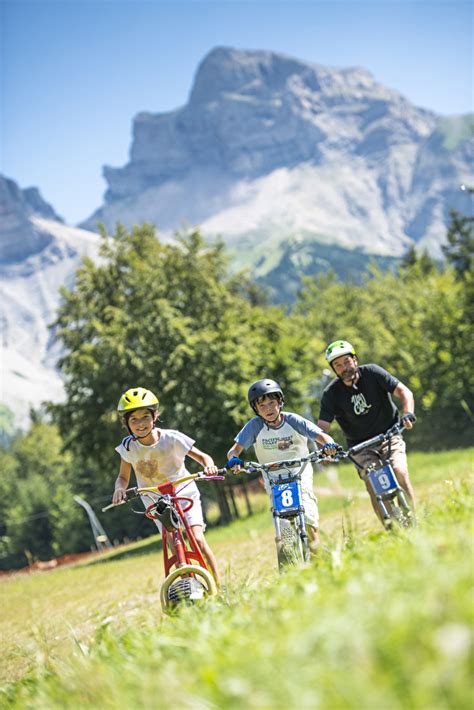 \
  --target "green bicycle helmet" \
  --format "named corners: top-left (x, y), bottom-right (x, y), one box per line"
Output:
top-left (325, 340), bottom-right (356, 364)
